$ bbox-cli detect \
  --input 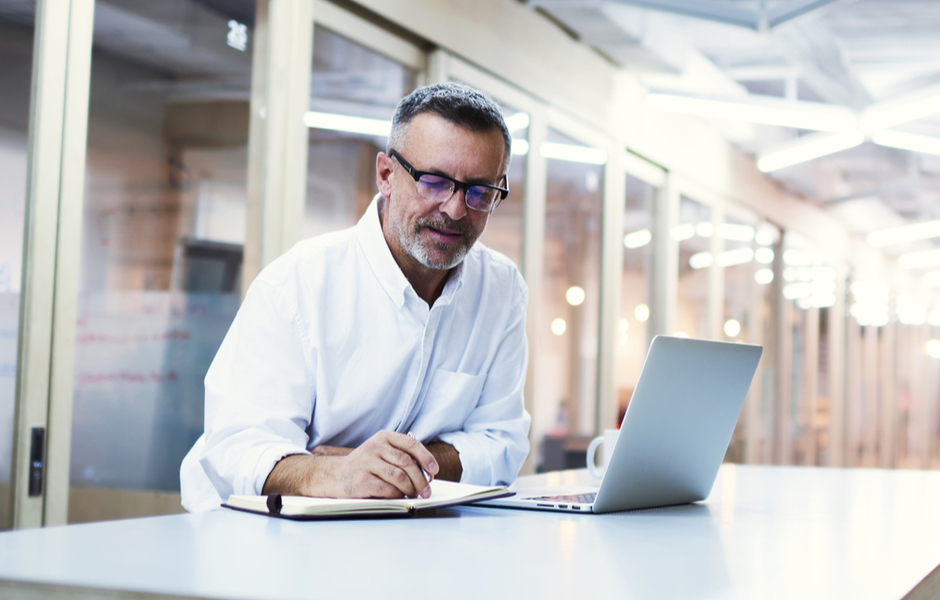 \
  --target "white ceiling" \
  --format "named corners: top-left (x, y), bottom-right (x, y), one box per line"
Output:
top-left (530, 0), bottom-right (940, 240)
